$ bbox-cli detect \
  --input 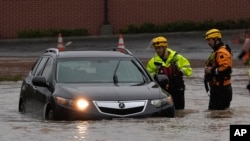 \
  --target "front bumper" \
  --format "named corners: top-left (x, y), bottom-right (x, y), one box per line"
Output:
top-left (54, 100), bottom-right (175, 120)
